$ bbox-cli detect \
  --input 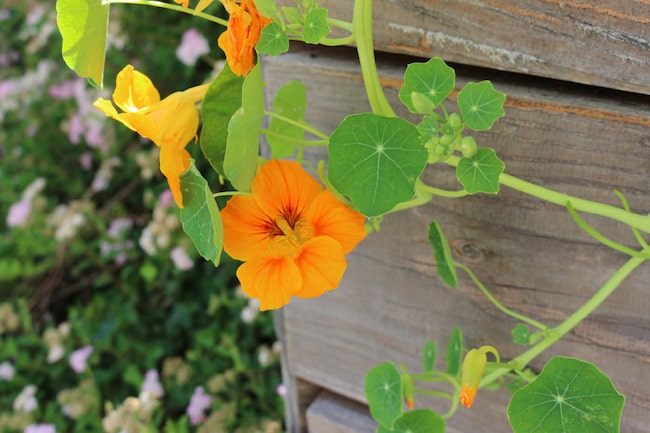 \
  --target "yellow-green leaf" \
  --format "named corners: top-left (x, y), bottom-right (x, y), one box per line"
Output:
top-left (56, 0), bottom-right (109, 88)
